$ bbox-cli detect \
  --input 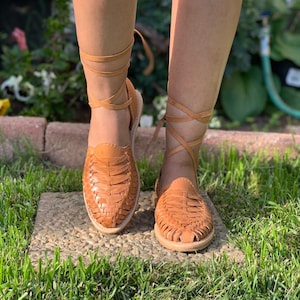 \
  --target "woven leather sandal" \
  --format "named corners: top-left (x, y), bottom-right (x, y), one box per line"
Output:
top-left (153, 97), bottom-right (215, 252)
top-left (82, 78), bottom-right (142, 234)
top-left (80, 32), bottom-right (151, 234)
